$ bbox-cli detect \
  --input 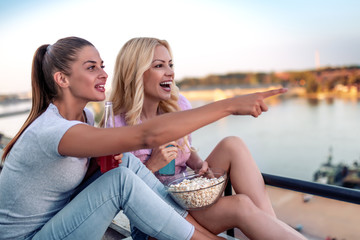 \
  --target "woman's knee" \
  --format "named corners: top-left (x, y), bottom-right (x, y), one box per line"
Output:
top-left (217, 137), bottom-right (249, 161)
top-left (219, 136), bottom-right (246, 150)
top-left (120, 152), bottom-right (143, 168)
top-left (232, 194), bottom-right (258, 216)
top-left (106, 166), bottom-right (138, 186)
